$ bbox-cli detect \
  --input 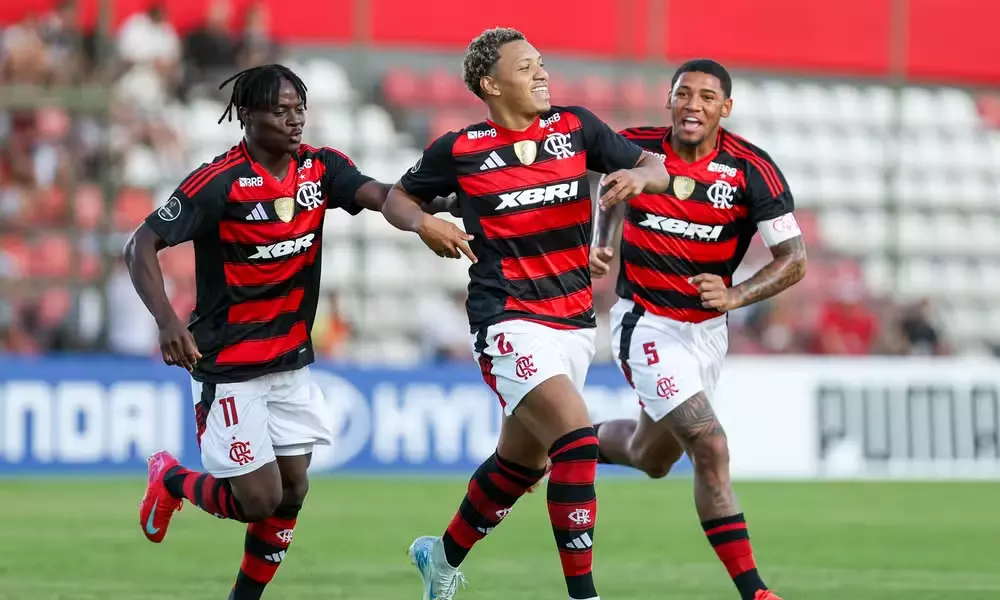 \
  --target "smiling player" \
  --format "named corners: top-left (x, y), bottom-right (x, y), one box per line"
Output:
top-left (589, 59), bottom-right (807, 600)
